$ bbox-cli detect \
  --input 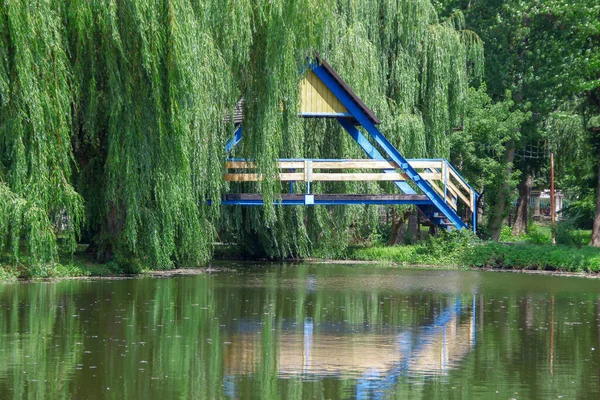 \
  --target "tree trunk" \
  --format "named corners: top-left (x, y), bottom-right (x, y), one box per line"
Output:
top-left (387, 207), bottom-right (399, 245)
top-left (406, 208), bottom-right (419, 244)
top-left (591, 156), bottom-right (600, 246)
top-left (428, 224), bottom-right (437, 237)
top-left (394, 219), bottom-right (406, 245)
top-left (489, 141), bottom-right (515, 241)
top-left (477, 193), bottom-right (484, 230)
top-left (97, 202), bottom-right (122, 262)
top-left (513, 173), bottom-right (533, 236)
